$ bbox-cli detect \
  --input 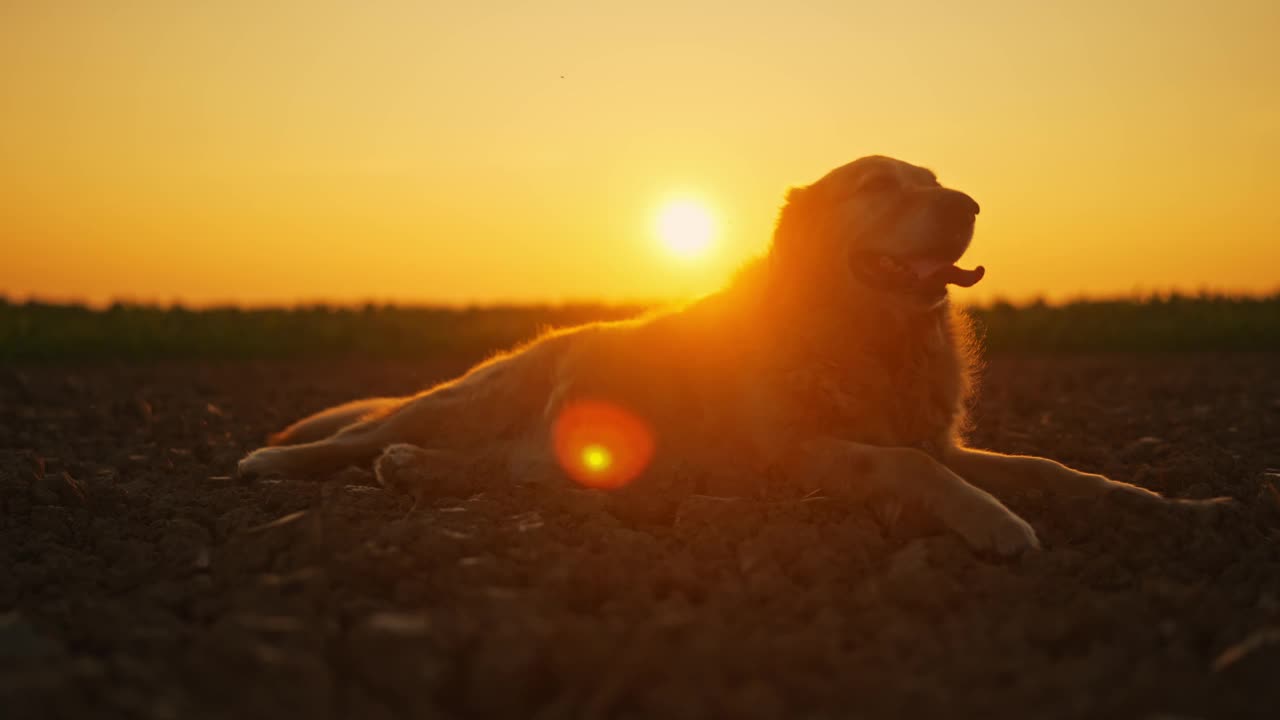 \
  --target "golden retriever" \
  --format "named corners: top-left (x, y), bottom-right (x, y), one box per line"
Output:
top-left (237, 155), bottom-right (1192, 556)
